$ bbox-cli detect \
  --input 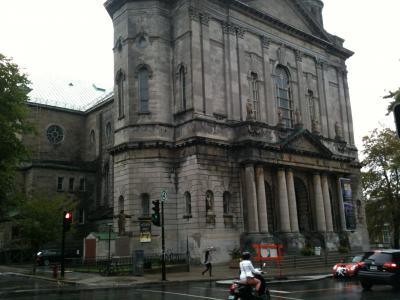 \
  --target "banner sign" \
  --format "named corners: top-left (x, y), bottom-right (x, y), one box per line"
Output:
top-left (252, 243), bottom-right (283, 261)
top-left (139, 222), bottom-right (151, 243)
top-left (339, 178), bottom-right (356, 230)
